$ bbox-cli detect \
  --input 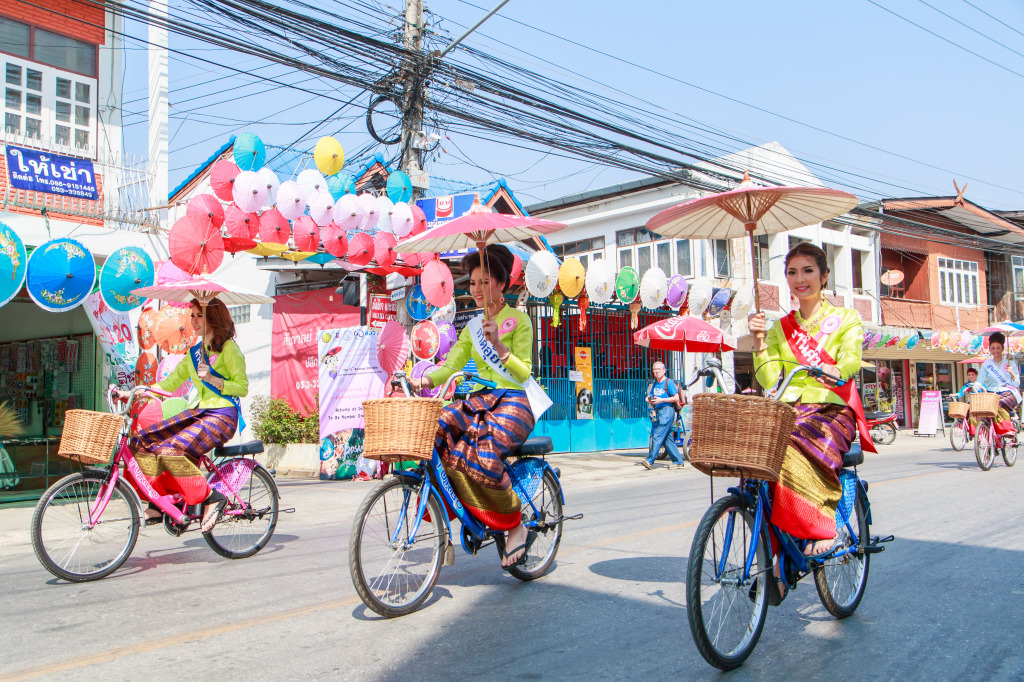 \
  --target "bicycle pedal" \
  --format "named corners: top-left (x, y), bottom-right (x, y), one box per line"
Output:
top-left (443, 542), bottom-right (455, 566)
